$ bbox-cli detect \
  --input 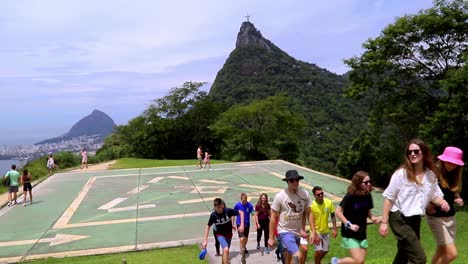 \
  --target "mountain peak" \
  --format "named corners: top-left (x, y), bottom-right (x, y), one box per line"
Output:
top-left (35, 109), bottom-right (116, 145)
top-left (236, 21), bottom-right (272, 52)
